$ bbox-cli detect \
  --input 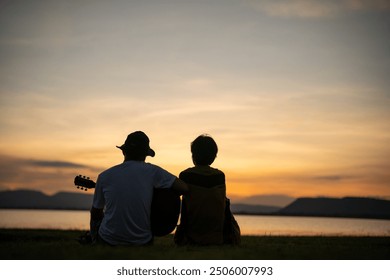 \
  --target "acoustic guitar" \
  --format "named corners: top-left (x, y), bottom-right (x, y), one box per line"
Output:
top-left (74, 175), bottom-right (181, 237)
